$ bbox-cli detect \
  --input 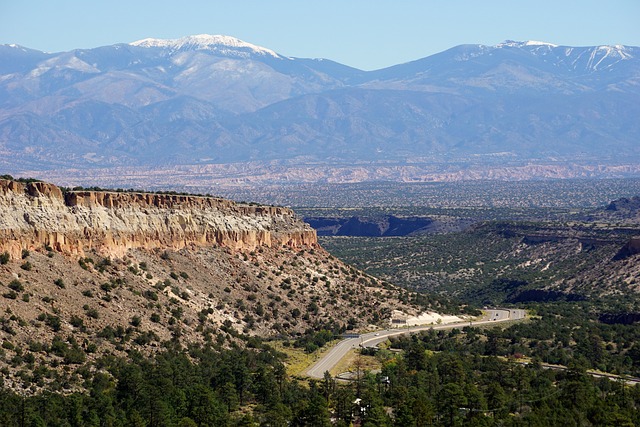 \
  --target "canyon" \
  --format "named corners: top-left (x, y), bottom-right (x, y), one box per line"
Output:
top-left (0, 178), bottom-right (429, 393)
